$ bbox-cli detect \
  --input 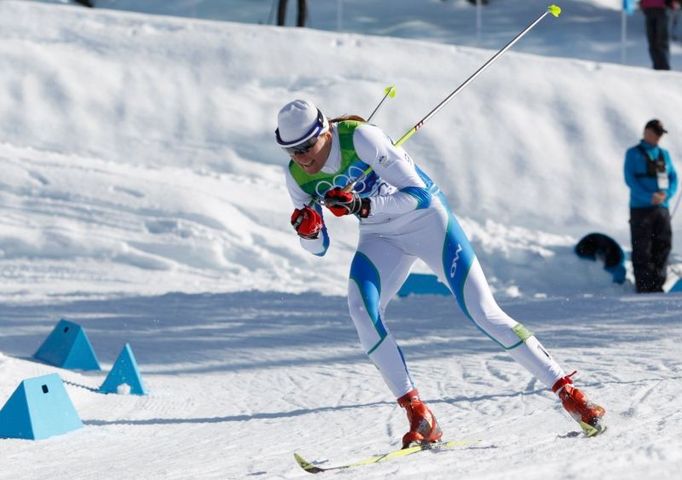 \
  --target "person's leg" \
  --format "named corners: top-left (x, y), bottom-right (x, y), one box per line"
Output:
top-left (347, 235), bottom-right (416, 398)
top-left (645, 9), bottom-right (659, 68)
top-left (413, 204), bottom-right (565, 388)
top-left (347, 232), bottom-right (442, 447)
top-left (648, 9), bottom-right (672, 70)
top-left (655, 9), bottom-right (671, 69)
top-left (405, 200), bottom-right (605, 434)
top-left (277, 0), bottom-right (288, 26)
top-left (630, 208), bottom-right (657, 292)
top-left (296, 0), bottom-right (307, 27)
top-left (650, 208), bottom-right (672, 291)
